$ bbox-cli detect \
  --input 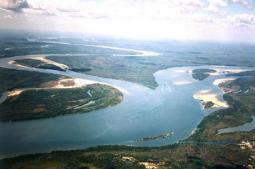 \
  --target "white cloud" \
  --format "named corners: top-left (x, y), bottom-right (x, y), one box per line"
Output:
top-left (207, 0), bottom-right (228, 14)
top-left (231, 0), bottom-right (251, 8)
top-left (228, 13), bottom-right (255, 25)
top-left (0, 0), bottom-right (206, 19)
top-left (208, 0), bottom-right (228, 7)
top-left (0, 0), bottom-right (29, 12)
top-left (0, 0), bottom-right (255, 42)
